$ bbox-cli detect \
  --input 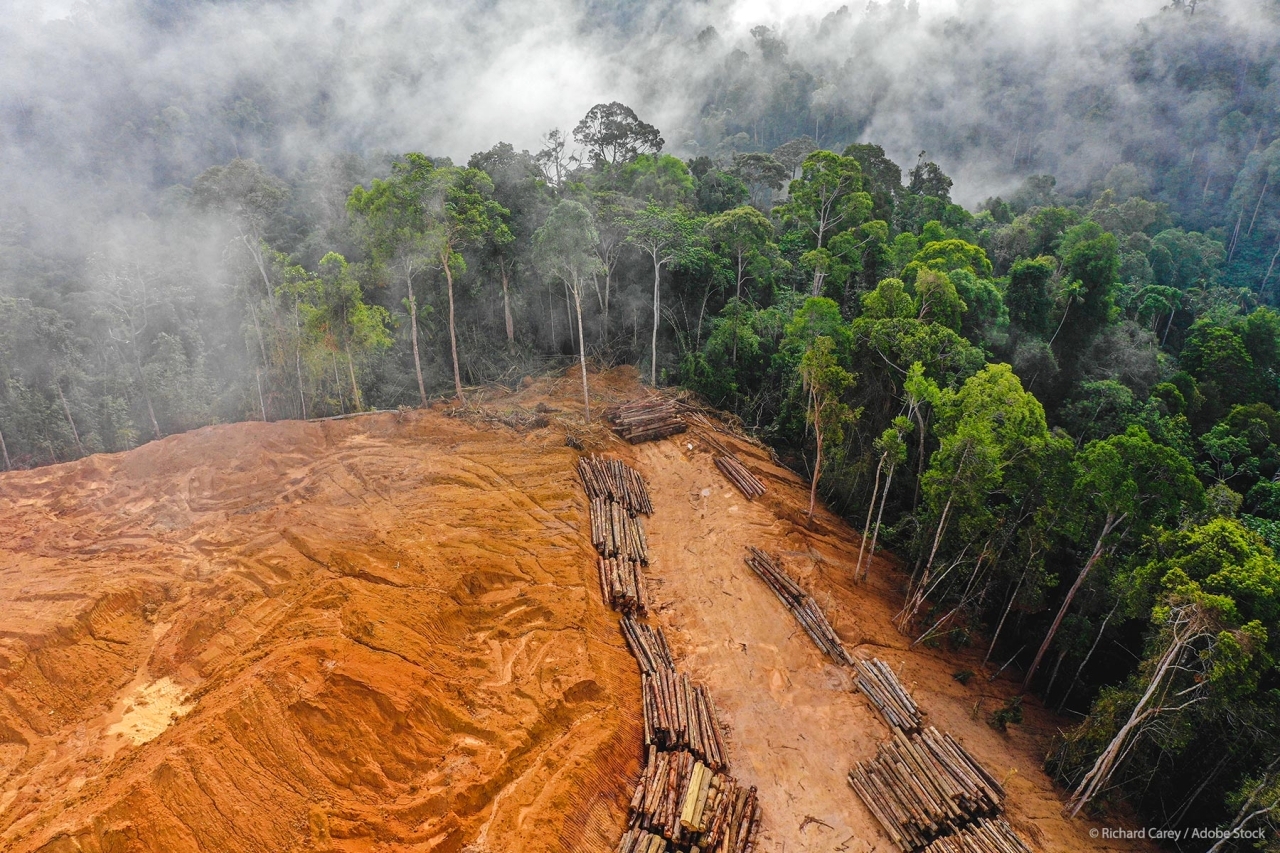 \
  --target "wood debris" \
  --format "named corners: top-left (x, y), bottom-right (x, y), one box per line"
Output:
top-left (609, 398), bottom-right (688, 444)
top-left (579, 454), bottom-right (654, 515)
top-left (854, 657), bottom-right (924, 735)
top-left (847, 726), bottom-right (1007, 852)
top-left (919, 818), bottom-right (1033, 853)
top-left (642, 669), bottom-right (728, 770)
top-left (713, 455), bottom-right (765, 500)
top-left (744, 547), bottom-right (852, 665)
